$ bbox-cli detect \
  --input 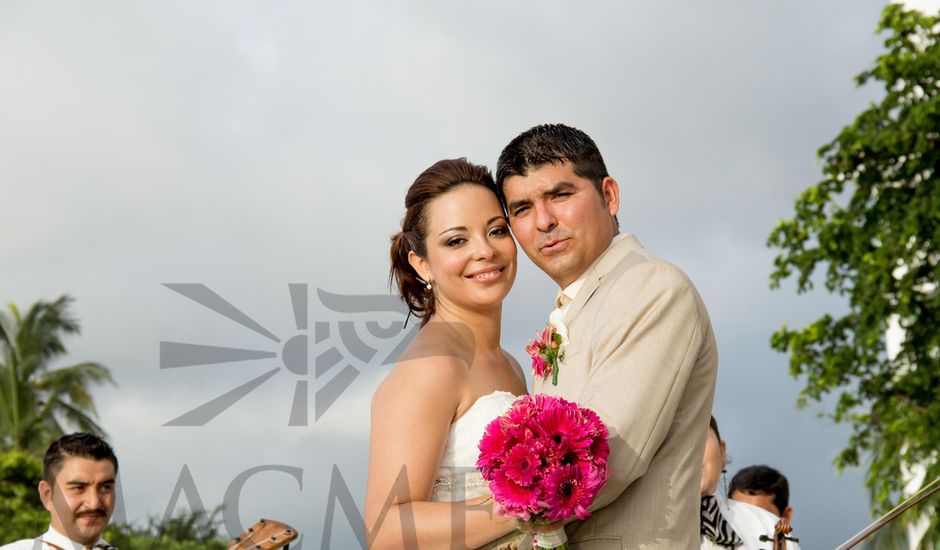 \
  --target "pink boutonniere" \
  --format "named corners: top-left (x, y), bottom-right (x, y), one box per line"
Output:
top-left (526, 324), bottom-right (566, 386)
